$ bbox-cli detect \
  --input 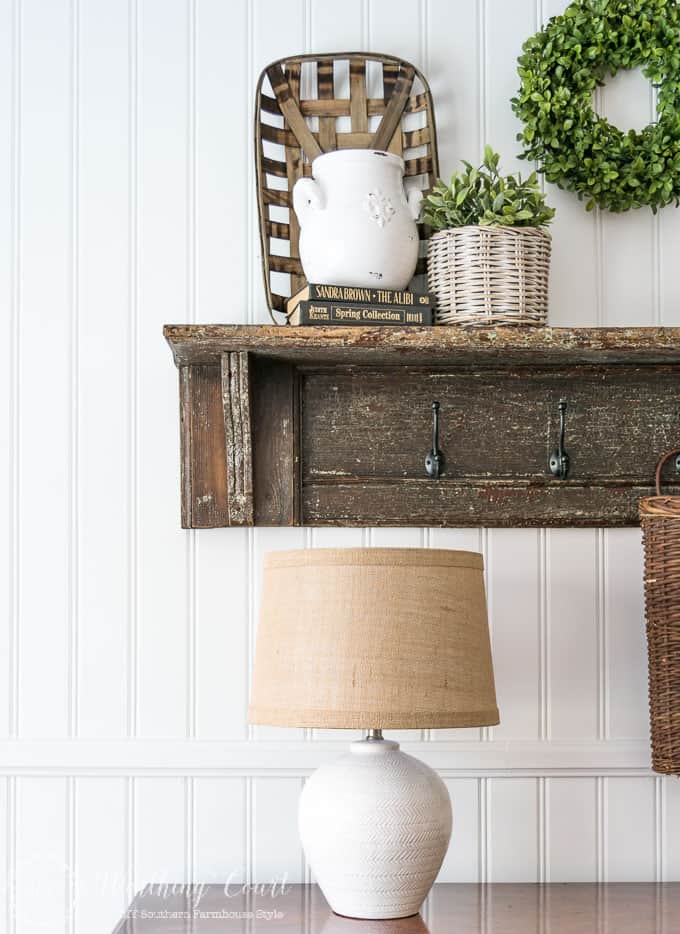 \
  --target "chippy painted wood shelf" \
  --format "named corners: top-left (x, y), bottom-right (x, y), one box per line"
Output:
top-left (164, 325), bottom-right (680, 529)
